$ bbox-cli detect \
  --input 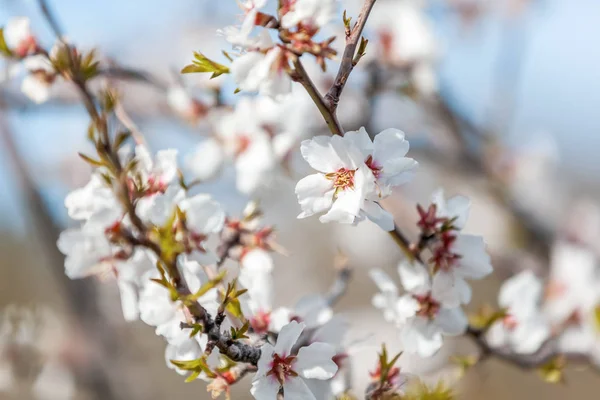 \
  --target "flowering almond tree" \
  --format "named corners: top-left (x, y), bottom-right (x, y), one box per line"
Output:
top-left (1, 0), bottom-right (599, 399)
